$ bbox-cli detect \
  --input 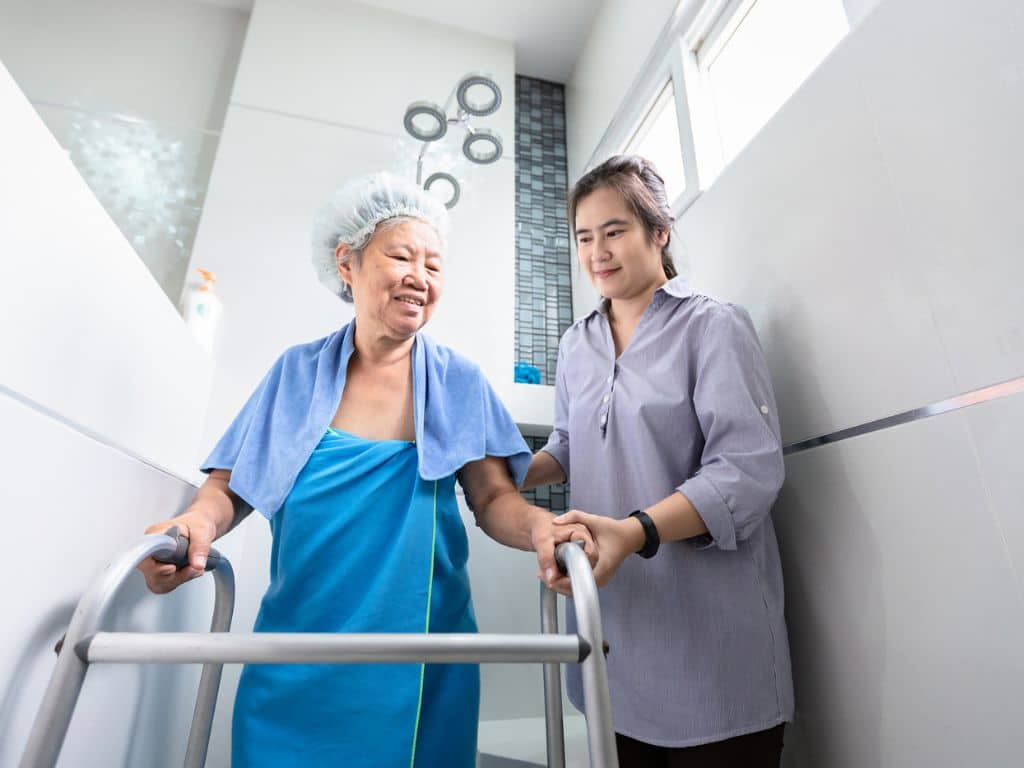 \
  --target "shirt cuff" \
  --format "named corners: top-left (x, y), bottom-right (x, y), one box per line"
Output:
top-left (677, 474), bottom-right (737, 551)
top-left (540, 439), bottom-right (570, 484)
